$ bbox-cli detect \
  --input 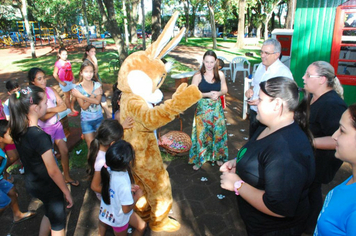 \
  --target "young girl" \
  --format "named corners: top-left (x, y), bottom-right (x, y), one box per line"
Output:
top-left (112, 82), bottom-right (134, 129)
top-left (82, 45), bottom-right (111, 118)
top-left (9, 85), bottom-right (73, 236)
top-left (99, 140), bottom-right (146, 236)
top-left (53, 47), bottom-right (78, 117)
top-left (87, 119), bottom-right (123, 200)
top-left (29, 67), bottom-right (79, 186)
top-left (72, 60), bottom-right (104, 149)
